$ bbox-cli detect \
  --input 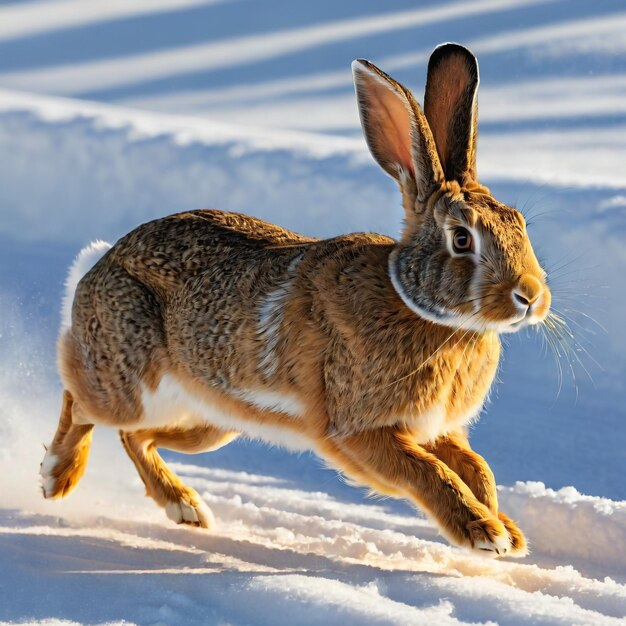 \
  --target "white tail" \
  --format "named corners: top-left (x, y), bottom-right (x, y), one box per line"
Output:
top-left (61, 240), bottom-right (111, 330)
